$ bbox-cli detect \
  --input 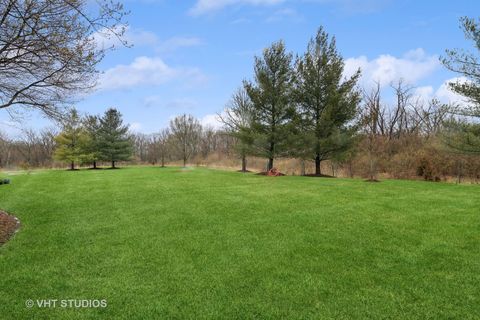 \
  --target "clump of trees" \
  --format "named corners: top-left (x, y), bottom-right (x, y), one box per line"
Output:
top-left (54, 108), bottom-right (133, 169)
top-left (223, 27), bottom-right (361, 175)
top-left (130, 114), bottom-right (217, 169)
top-left (217, 24), bottom-right (480, 181)
top-left (0, 127), bottom-right (57, 169)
